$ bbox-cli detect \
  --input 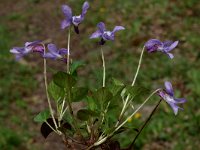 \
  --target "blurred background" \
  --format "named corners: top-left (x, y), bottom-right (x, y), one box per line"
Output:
top-left (0, 0), bottom-right (200, 149)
